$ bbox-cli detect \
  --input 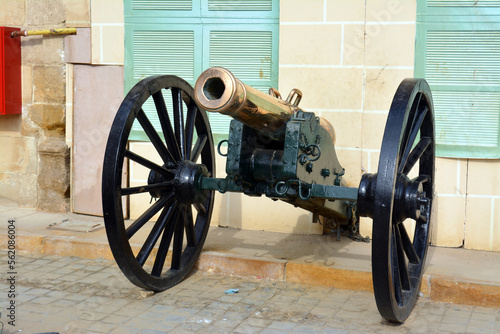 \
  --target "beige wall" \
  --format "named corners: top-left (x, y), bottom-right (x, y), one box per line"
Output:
top-left (101, 0), bottom-right (500, 251)
top-left (2, 0), bottom-right (498, 252)
top-left (278, 0), bottom-right (416, 237)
